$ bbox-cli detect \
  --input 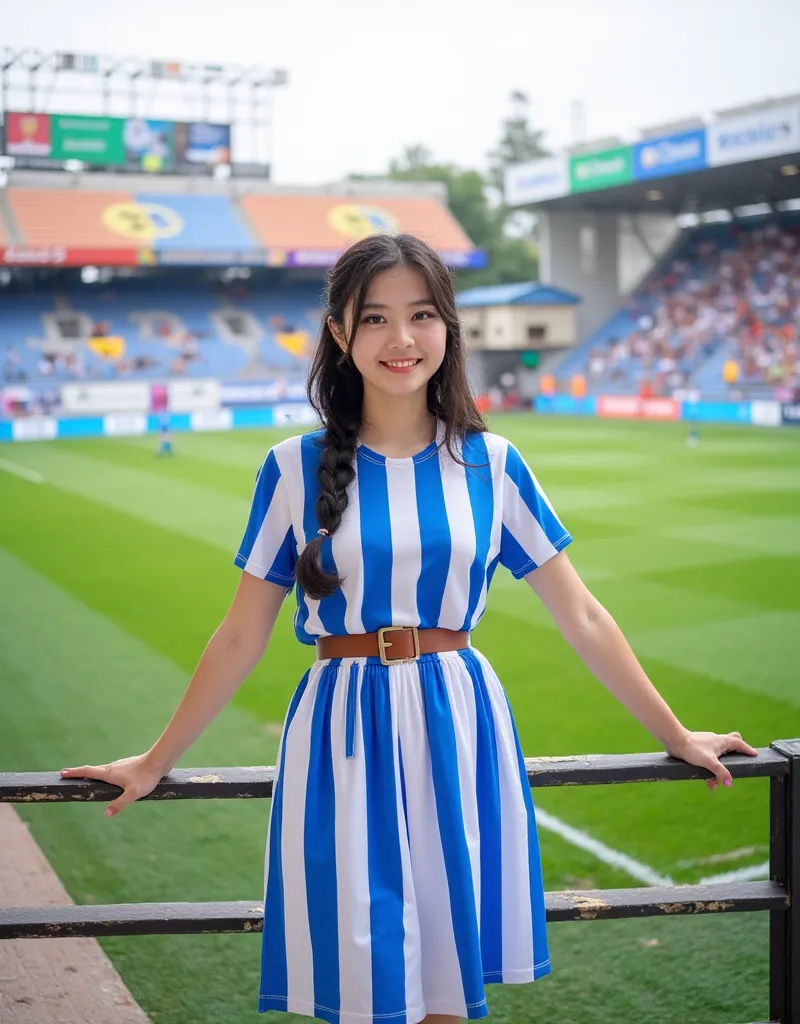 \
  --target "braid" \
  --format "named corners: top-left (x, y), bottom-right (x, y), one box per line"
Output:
top-left (294, 410), bottom-right (359, 600)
